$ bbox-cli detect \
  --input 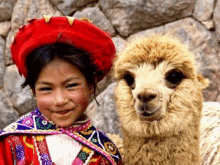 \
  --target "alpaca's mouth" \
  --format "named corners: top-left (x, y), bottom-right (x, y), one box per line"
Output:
top-left (137, 104), bottom-right (160, 115)
top-left (140, 111), bottom-right (158, 116)
top-left (138, 108), bottom-right (159, 117)
top-left (136, 106), bottom-right (162, 121)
